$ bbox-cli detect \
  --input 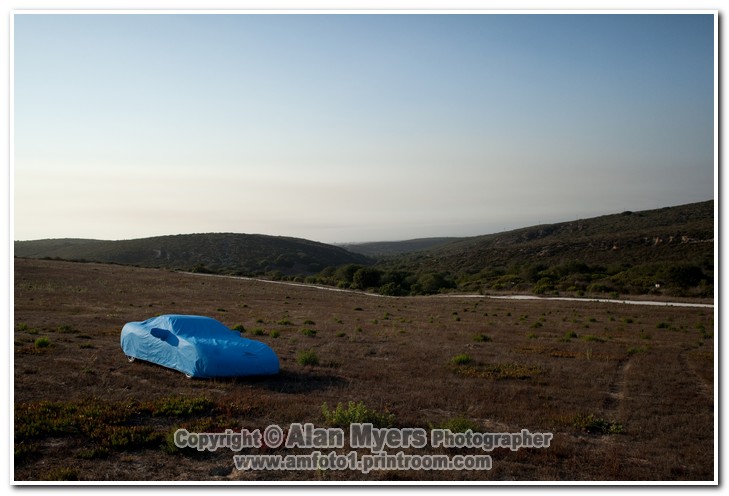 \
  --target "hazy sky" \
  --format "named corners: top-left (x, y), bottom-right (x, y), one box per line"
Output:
top-left (13, 12), bottom-right (715, 243)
